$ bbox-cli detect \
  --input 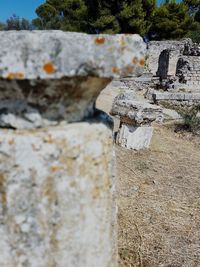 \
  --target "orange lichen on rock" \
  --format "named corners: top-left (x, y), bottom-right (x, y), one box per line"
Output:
top-left (112, 67), bottom-right (120, 74)
top-left (43, 62), bottom-right (56, 74)
top-left (139, 58), bottom-right (145, 66)
top-left (50, 166), bottom-right (63, 173)
top-left (132, 57), bottom-right (138, 65)
top-left (95, 37), bottom-right (106, 45)
top-left (5, 72), bottom-right (24, 80)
